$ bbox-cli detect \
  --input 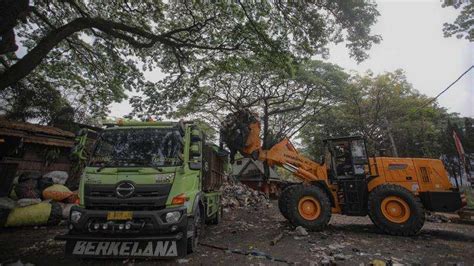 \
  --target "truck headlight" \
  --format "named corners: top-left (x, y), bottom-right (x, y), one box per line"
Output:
top-left (165, 211), bottom-right (181, 223)
top-left (70, 210), bottom-right (82, 223)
